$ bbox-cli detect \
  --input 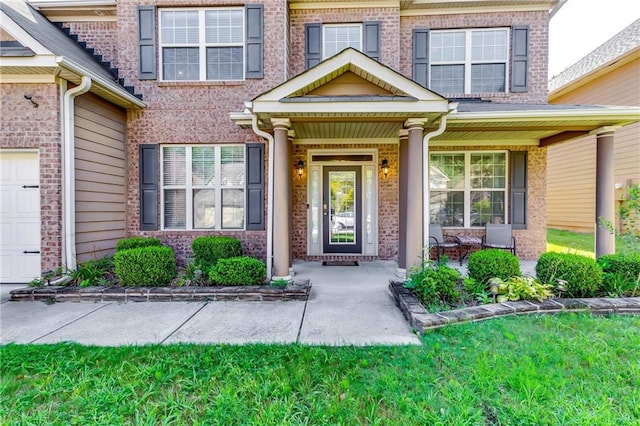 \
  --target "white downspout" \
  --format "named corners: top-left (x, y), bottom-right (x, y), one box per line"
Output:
top-left (422, 103), bottom-right (457, 249)
top-left (62, 76), bottom-right (91, 271)
top-left (251, 113), bottom-right (275, 281)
